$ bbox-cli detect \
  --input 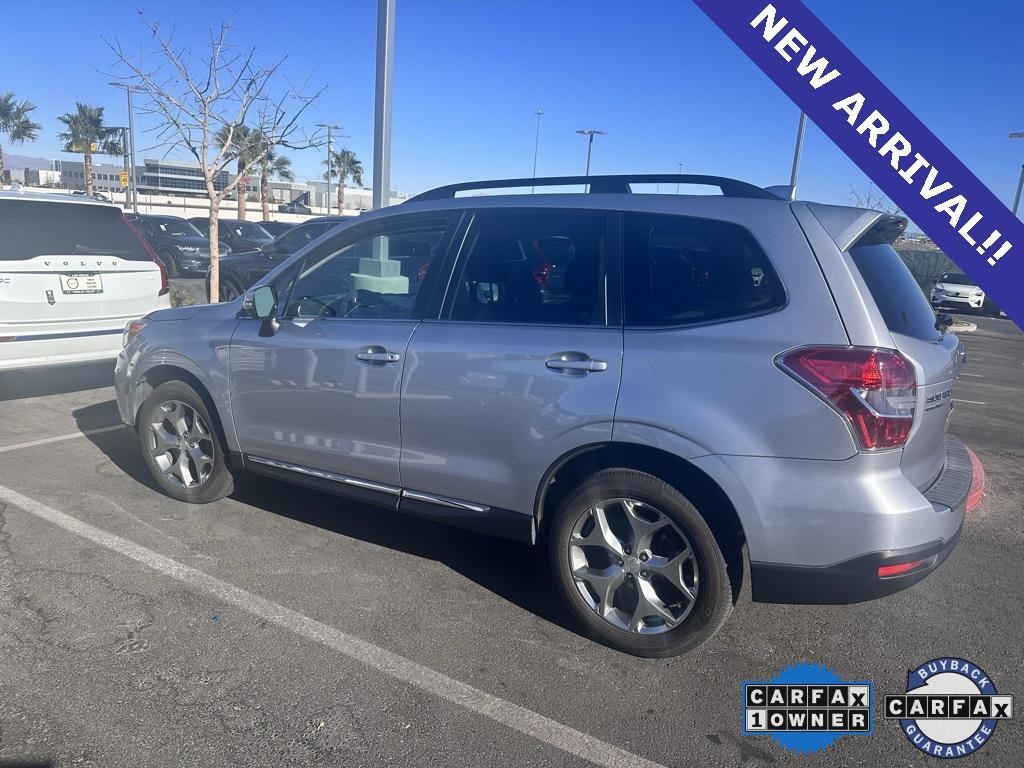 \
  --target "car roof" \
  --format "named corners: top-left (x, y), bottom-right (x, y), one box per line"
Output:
top-left (0, 189), bottom-right (120, 209)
